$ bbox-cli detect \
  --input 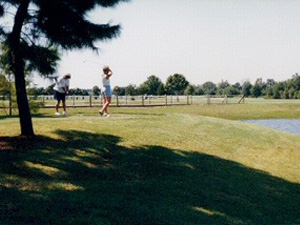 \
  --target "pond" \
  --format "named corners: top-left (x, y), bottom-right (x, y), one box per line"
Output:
top-left (242, 119), bottom-right (300, 136)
